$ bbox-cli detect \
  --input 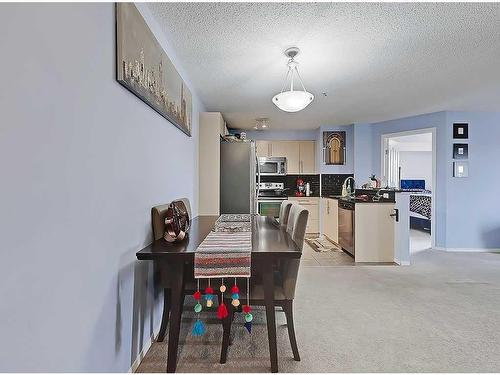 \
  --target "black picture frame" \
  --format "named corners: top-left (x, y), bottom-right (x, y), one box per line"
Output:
top-left (453, 123), bottom-right (468, 139)
top-left (453, 143), bottom-right (468, 159)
